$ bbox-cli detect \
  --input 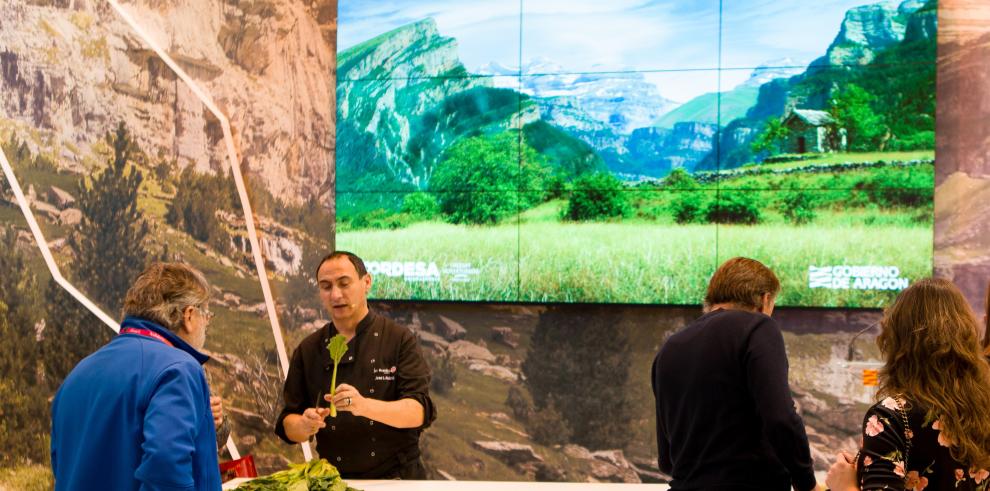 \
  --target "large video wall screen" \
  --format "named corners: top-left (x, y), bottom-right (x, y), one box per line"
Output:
top-left (335, 0), bottom-right (936, 307)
